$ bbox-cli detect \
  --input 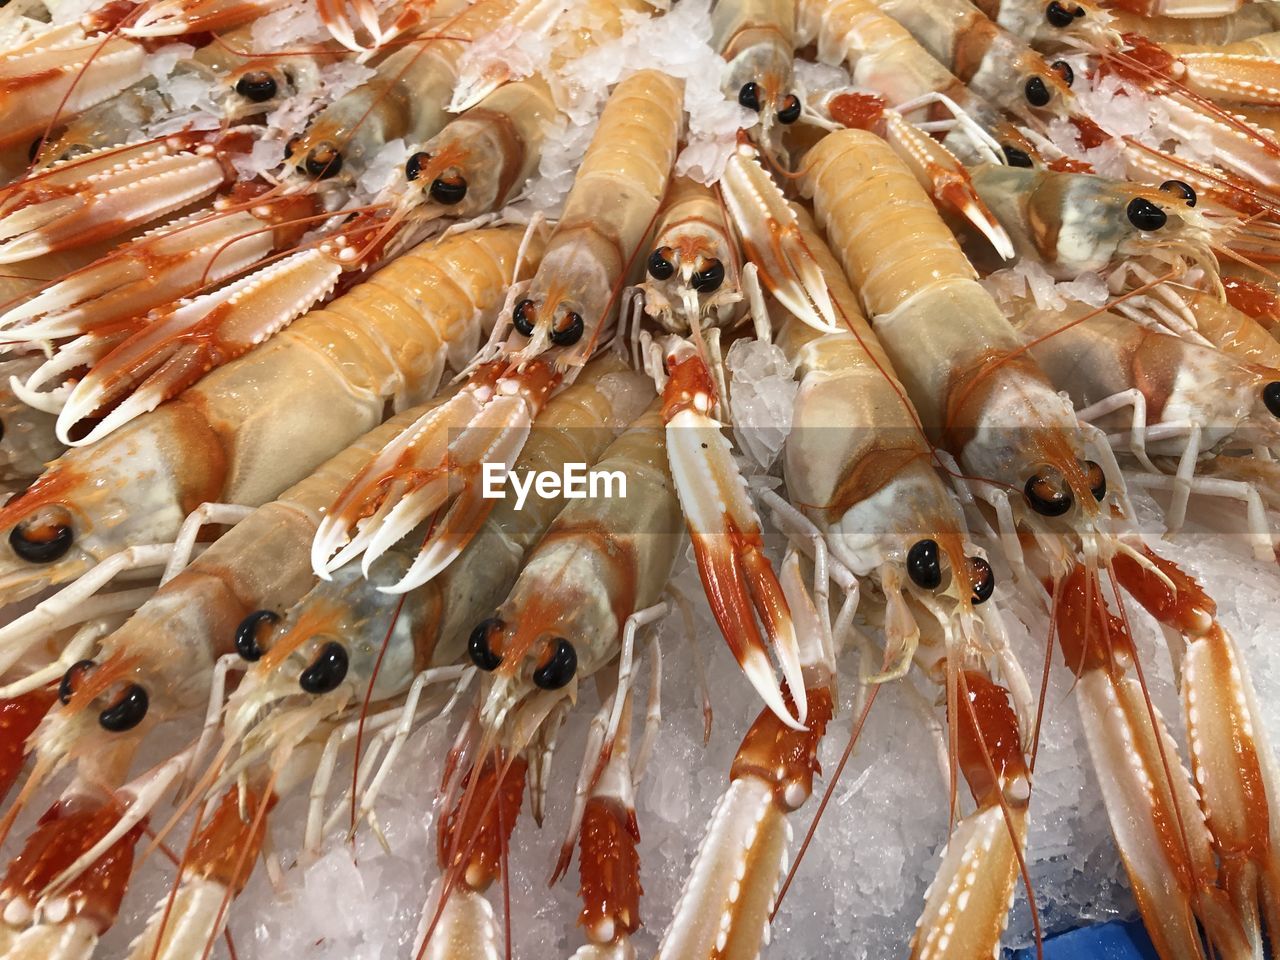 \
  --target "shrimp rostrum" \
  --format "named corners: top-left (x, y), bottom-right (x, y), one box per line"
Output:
top-left (804, 126), bottom-right (1280, 960)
